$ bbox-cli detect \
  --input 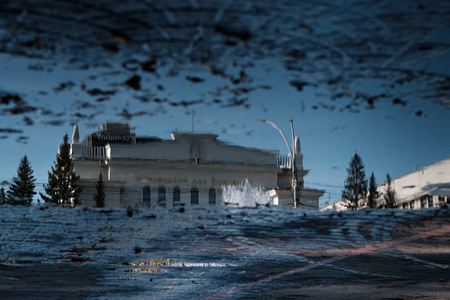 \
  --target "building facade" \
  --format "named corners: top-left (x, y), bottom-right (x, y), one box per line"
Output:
top-left (70, 122), bottom-right (324, 209)
top-left (376, 159), bottom-right (450, 209)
